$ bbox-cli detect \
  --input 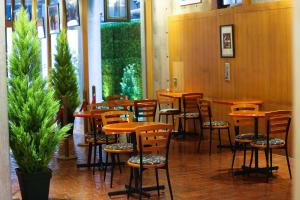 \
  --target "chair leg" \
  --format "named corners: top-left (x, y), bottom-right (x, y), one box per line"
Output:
top-left (265, 149), bottom-right (269, 182)
top-left (249, 147), bottom-right (254, 168)
top-left (218, 129), bottom-right (222, 148)
top-left (172, 115), bottom-right (175, 126)
top-left (166, 167), bottom-right (174, 200)
top-left (243, 144), bottom-right (247, 167)
top-left (270, 149), bottom-right (273, 169)
top-left (193, 119), bottom-right (196, 134)
top-left (127, 167), bottom-right (133, 198)
top-left (88, 143), bottom-right (92, 168)
top-left (99, 144), bottom-right (103, 169)
top-left (231, 143), bottom-right (237, 169)
top-left (209, 130), bottom-right (212, 155)
top-left (197, 128), bottom-right (203, 153)
top-left (183, 118), bottom-right (186, 138)
top-left (93, 144), bottom-right (97, 175)
top-left (155, 168), bottom-right (160, 196)
top-left (166, 115), bottom-right (169, 124)
top-left (110, 153), bottom-right (115, 188)
top-left (104, 152), bottom-right (109, 181)
top-left (117, 154), bottom-right (122, 173)
top-left (158, 114), bottom-right (161, 122)
top-left (227, 128), bottom-right (232, 149)
top-left (285, 147), bottom-right (292, 179)
top-left (139, 168), bottom-right (143, 200)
